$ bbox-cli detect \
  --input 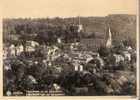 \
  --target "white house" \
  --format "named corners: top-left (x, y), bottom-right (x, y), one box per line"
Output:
top-left (122, 51), bottom-right (131, 61)
top-left (26, 41), bottom-right (39, 52)
top-left (79, 65), bottom-right (83, 71)
top-left (126, 46), bottom-right (132, 51)
top-left (113, 54), bottom-right (125, 63)
top-left (57, 38), bottom-right (62, 44)
top-left (9, 44), bottom-right (16, 56)
top-left (70, 42), bottom-right (79, 51)
top-left (30, 41), bottom-right (39, 47)
top-left (26, 46), bottom-right (35, 52)
top-left (28, 75), bottom-right (37, 84)
top-left (73, 60), bottom-right (83, 72)
top-left (16, 45), bottom-right (24, 55)
top-left (4, 64), bottom-right (11, 71)
top-left (47, 46), bottom-right (59, 55)
top-left (86, 56), bottom-right (93, 64)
